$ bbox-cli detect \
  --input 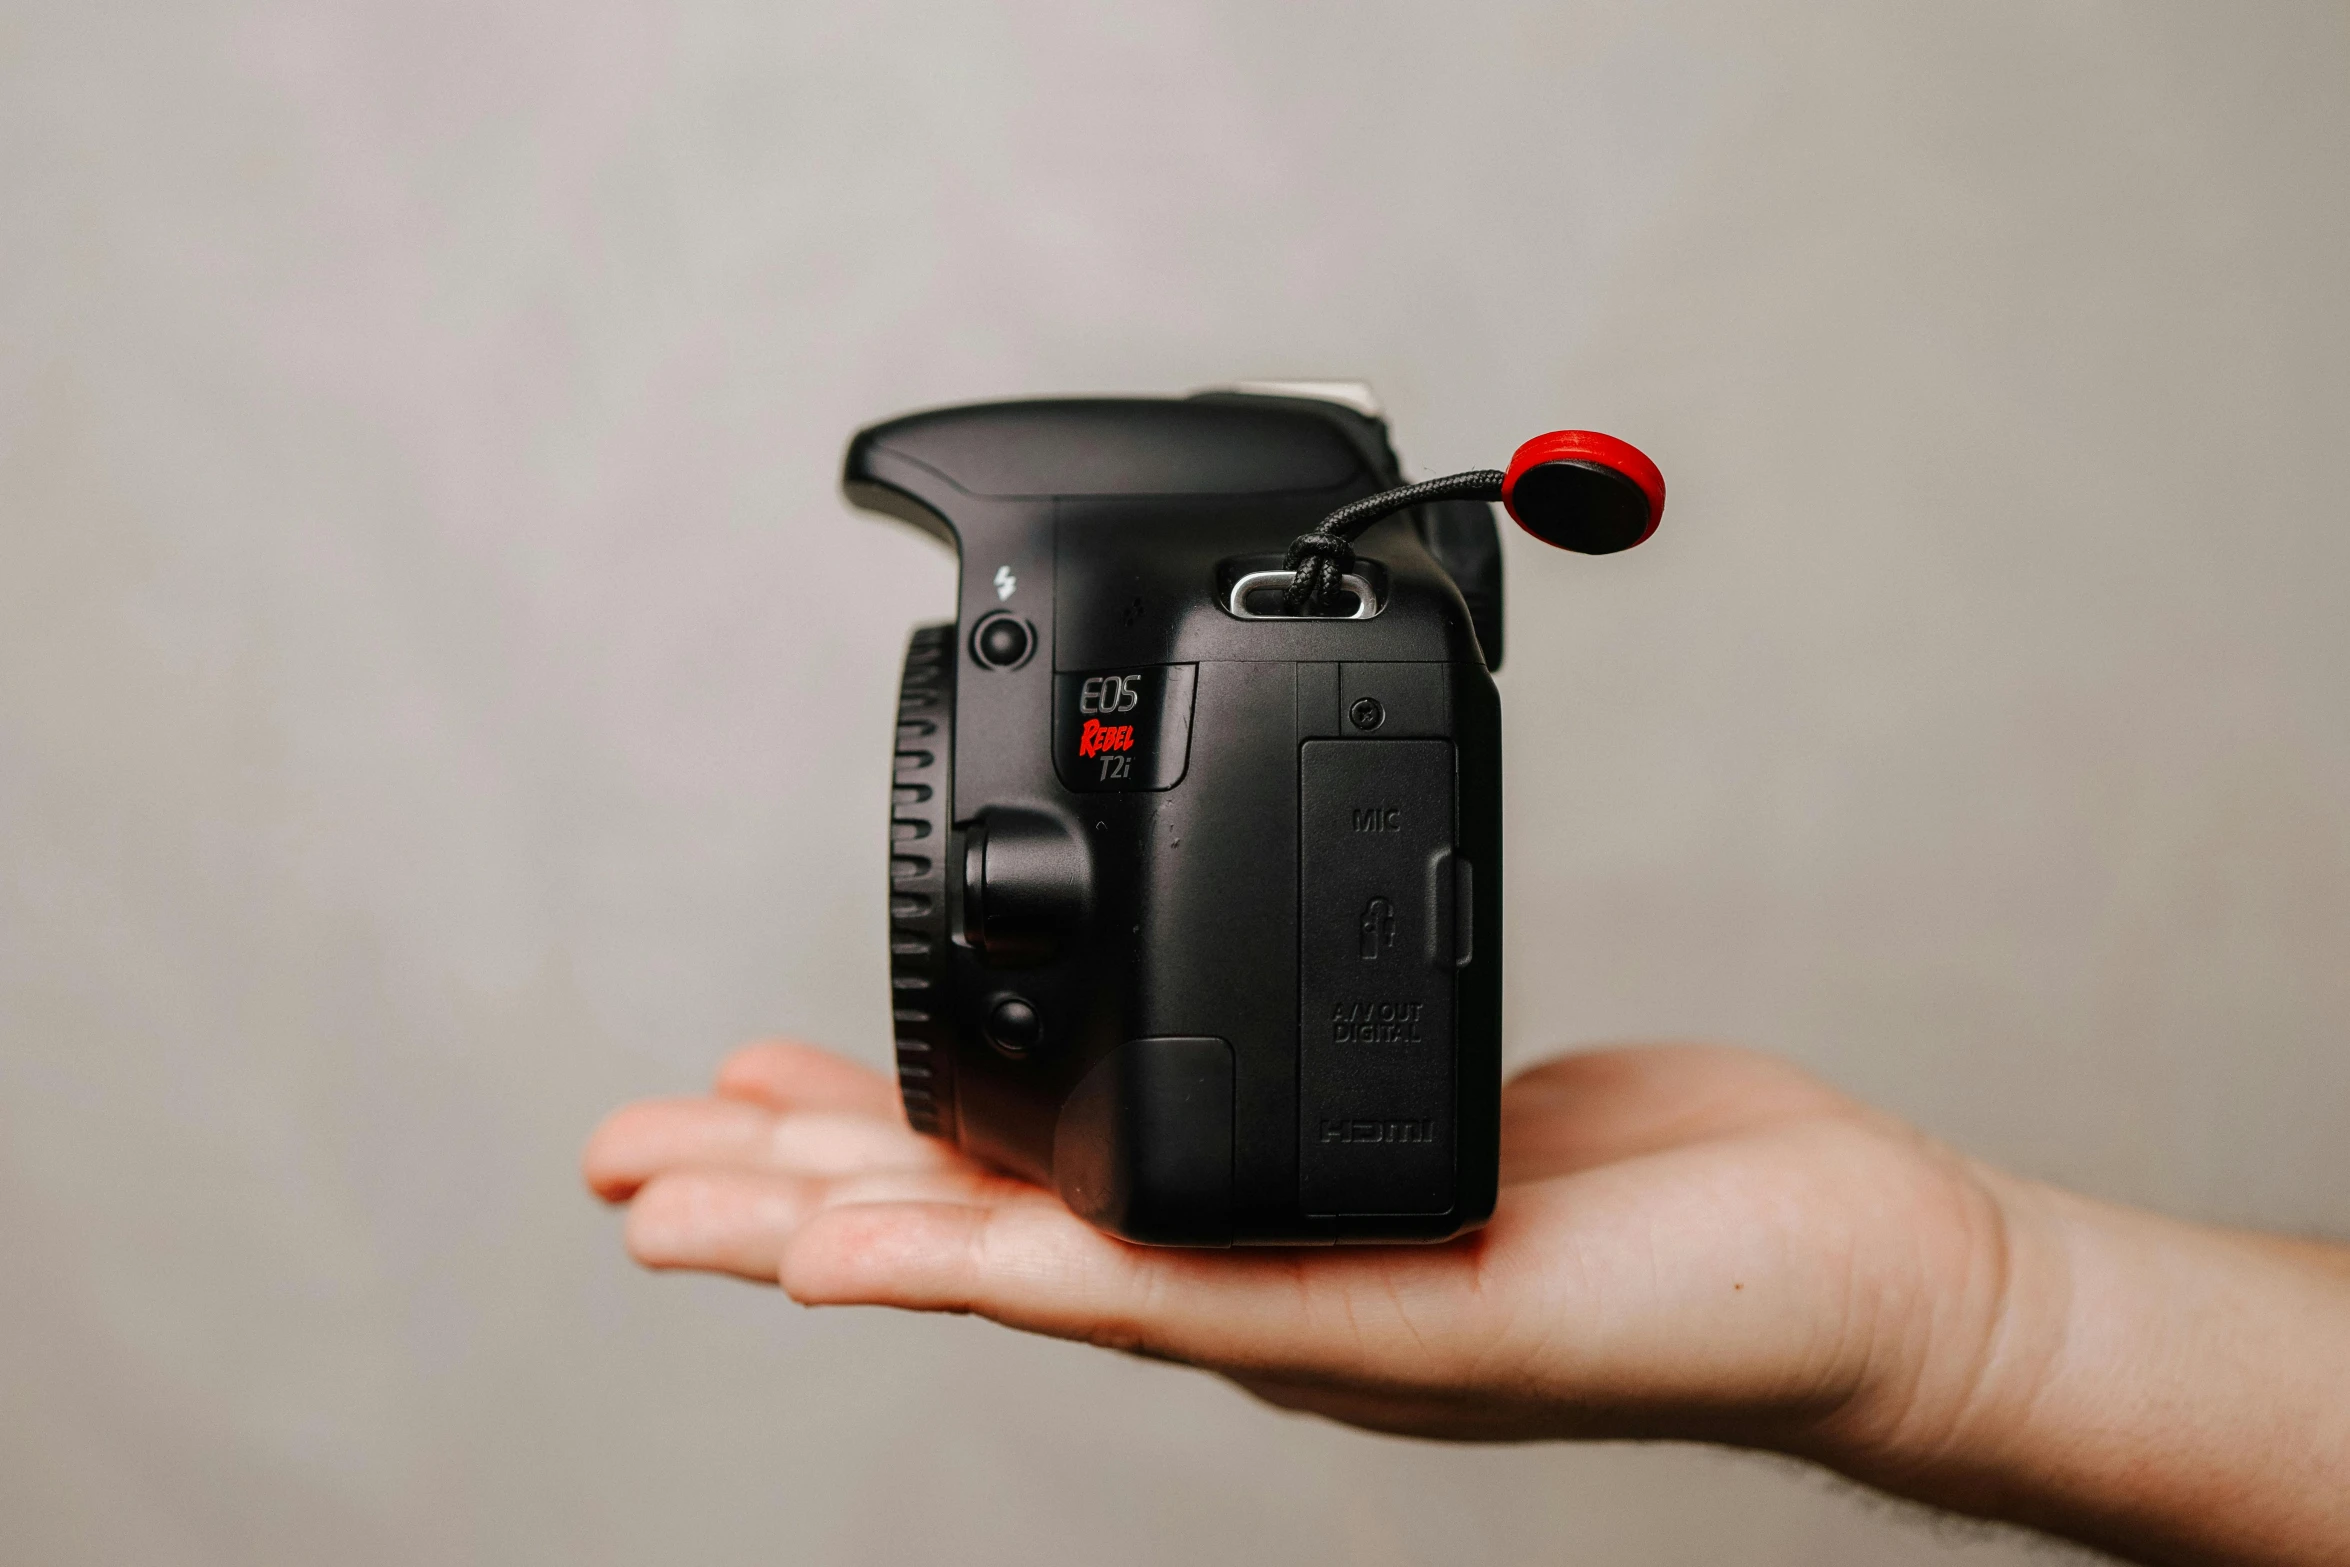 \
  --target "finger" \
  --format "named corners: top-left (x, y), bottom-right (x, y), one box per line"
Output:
top-left (584, 1099), bottom-right (962, 1201)
top-left (775, 1199), bottom-right (1490, 1384)
top-left (1500, 1044), bottom-right (1856, 1183)
top-left (712, 1039), bottom-right (902, 1120)
top-left (625, 1168), bottom-right (821, 1282)
top-left (621, 1164), bottom-right (1031, 1283)
top-left (587, 1099), bottom-right (770, 1201)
